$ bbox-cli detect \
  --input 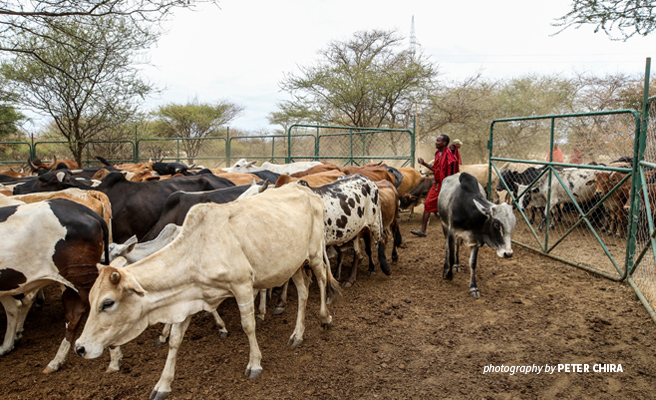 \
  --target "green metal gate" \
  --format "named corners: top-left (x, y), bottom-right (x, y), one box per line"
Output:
top-left (1, 124), bottom-right (414, 170)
